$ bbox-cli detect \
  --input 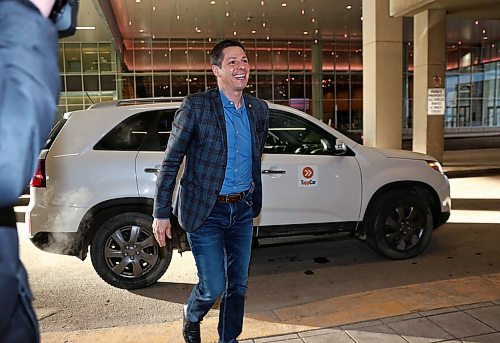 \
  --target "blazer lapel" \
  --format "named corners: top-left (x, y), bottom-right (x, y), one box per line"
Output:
top-left (209, 89), bottom-right (227, 151)
top-left (243, 94), bottom-right (260, 157)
